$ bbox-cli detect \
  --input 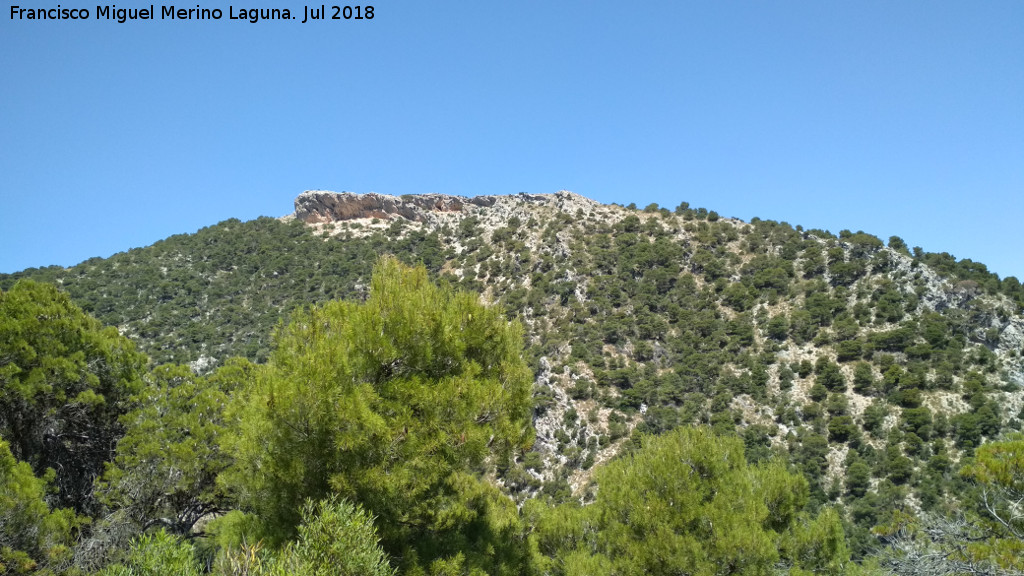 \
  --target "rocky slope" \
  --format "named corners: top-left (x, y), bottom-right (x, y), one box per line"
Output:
top-left (286, 191), bottom-right (1024, 491)
top-left (5, 189), bottom-right (1024, 555)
